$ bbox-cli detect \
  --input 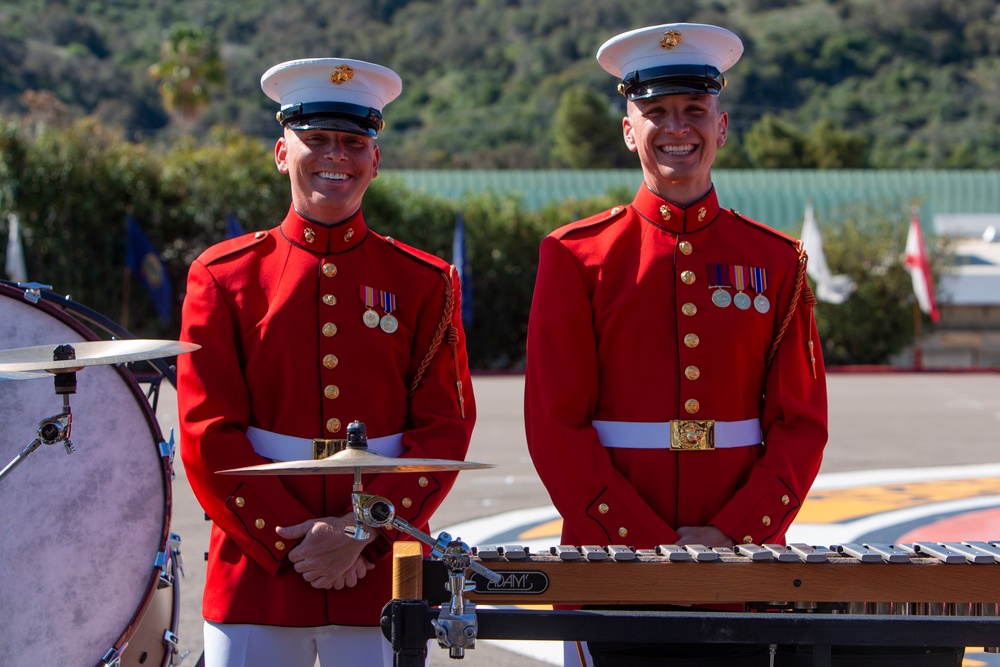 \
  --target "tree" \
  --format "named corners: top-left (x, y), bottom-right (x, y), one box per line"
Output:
top-left (147, 25), bottom-right (224, 125)
top-left (810, 201), bottom-right (953, 365)
top-left (551, 85), bottom-right (630, 168)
